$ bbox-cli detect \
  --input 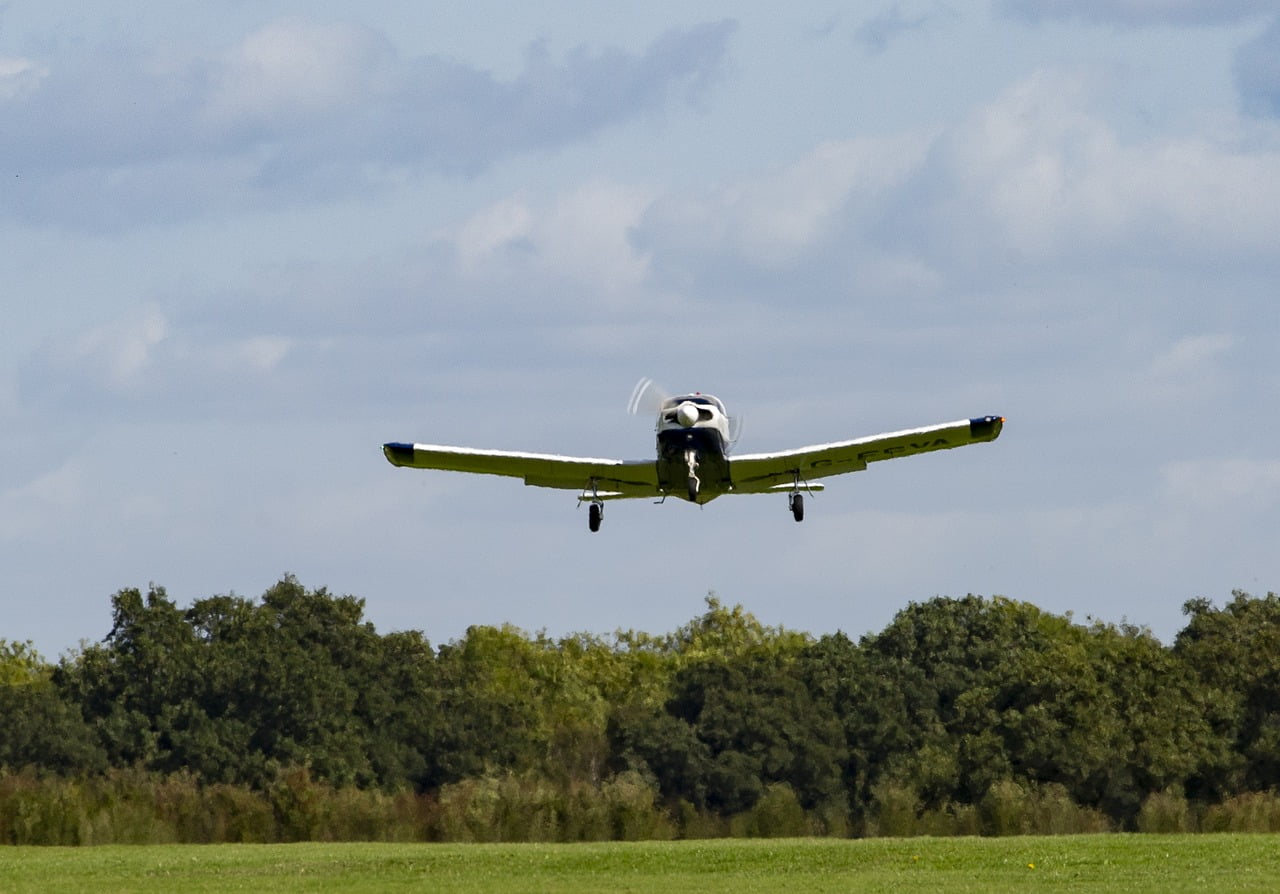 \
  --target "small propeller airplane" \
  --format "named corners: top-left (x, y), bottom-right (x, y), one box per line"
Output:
top-left (383, 380), bottom-right (1004, 532)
